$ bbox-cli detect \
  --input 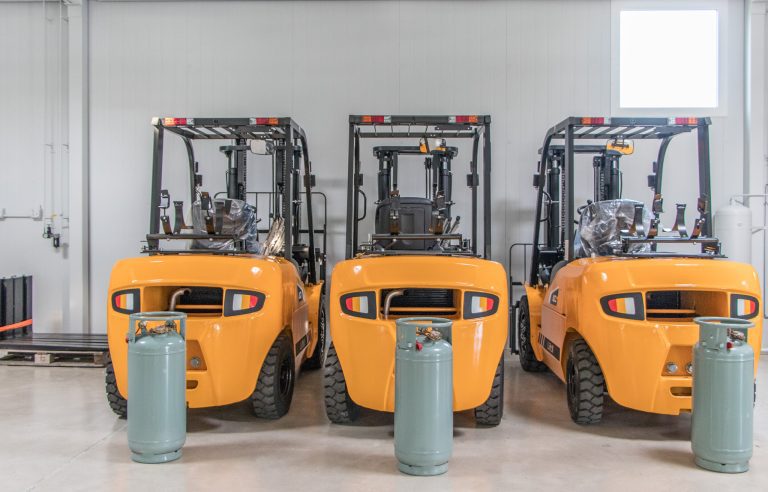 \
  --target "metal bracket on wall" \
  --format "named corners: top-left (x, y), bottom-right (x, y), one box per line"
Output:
top-left (0, 206), bottom-right (44, 221)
